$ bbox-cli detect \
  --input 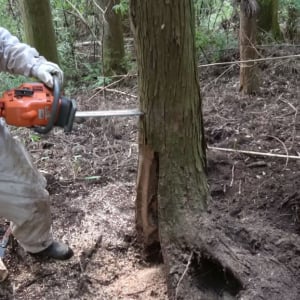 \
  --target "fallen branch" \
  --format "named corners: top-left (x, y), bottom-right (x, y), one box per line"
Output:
top-left (101, 88), bottom-right (138, 99)
top-left (199, 54), bottom-right (300, 68)
top-left (208, 146), bottom-right (300, 160)
top-left (87, 76), bottom-right (129, 102)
